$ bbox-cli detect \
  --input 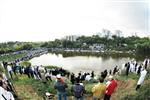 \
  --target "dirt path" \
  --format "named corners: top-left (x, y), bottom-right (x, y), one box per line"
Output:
top-left (111, 80), bottom-right (136, 100)
top-left (14, 84), bottom-right (43, 100)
